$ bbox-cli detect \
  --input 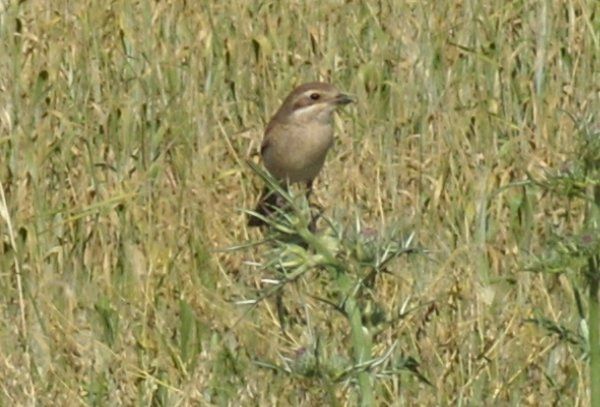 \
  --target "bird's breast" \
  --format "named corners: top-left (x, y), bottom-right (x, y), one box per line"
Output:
top-left (262, 122), bottom-right (334, 183)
